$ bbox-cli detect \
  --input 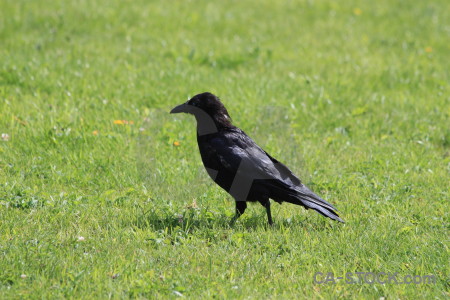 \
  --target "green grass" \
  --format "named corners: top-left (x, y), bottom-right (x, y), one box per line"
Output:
top-left (1, 0), bottom-right (449, 298)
